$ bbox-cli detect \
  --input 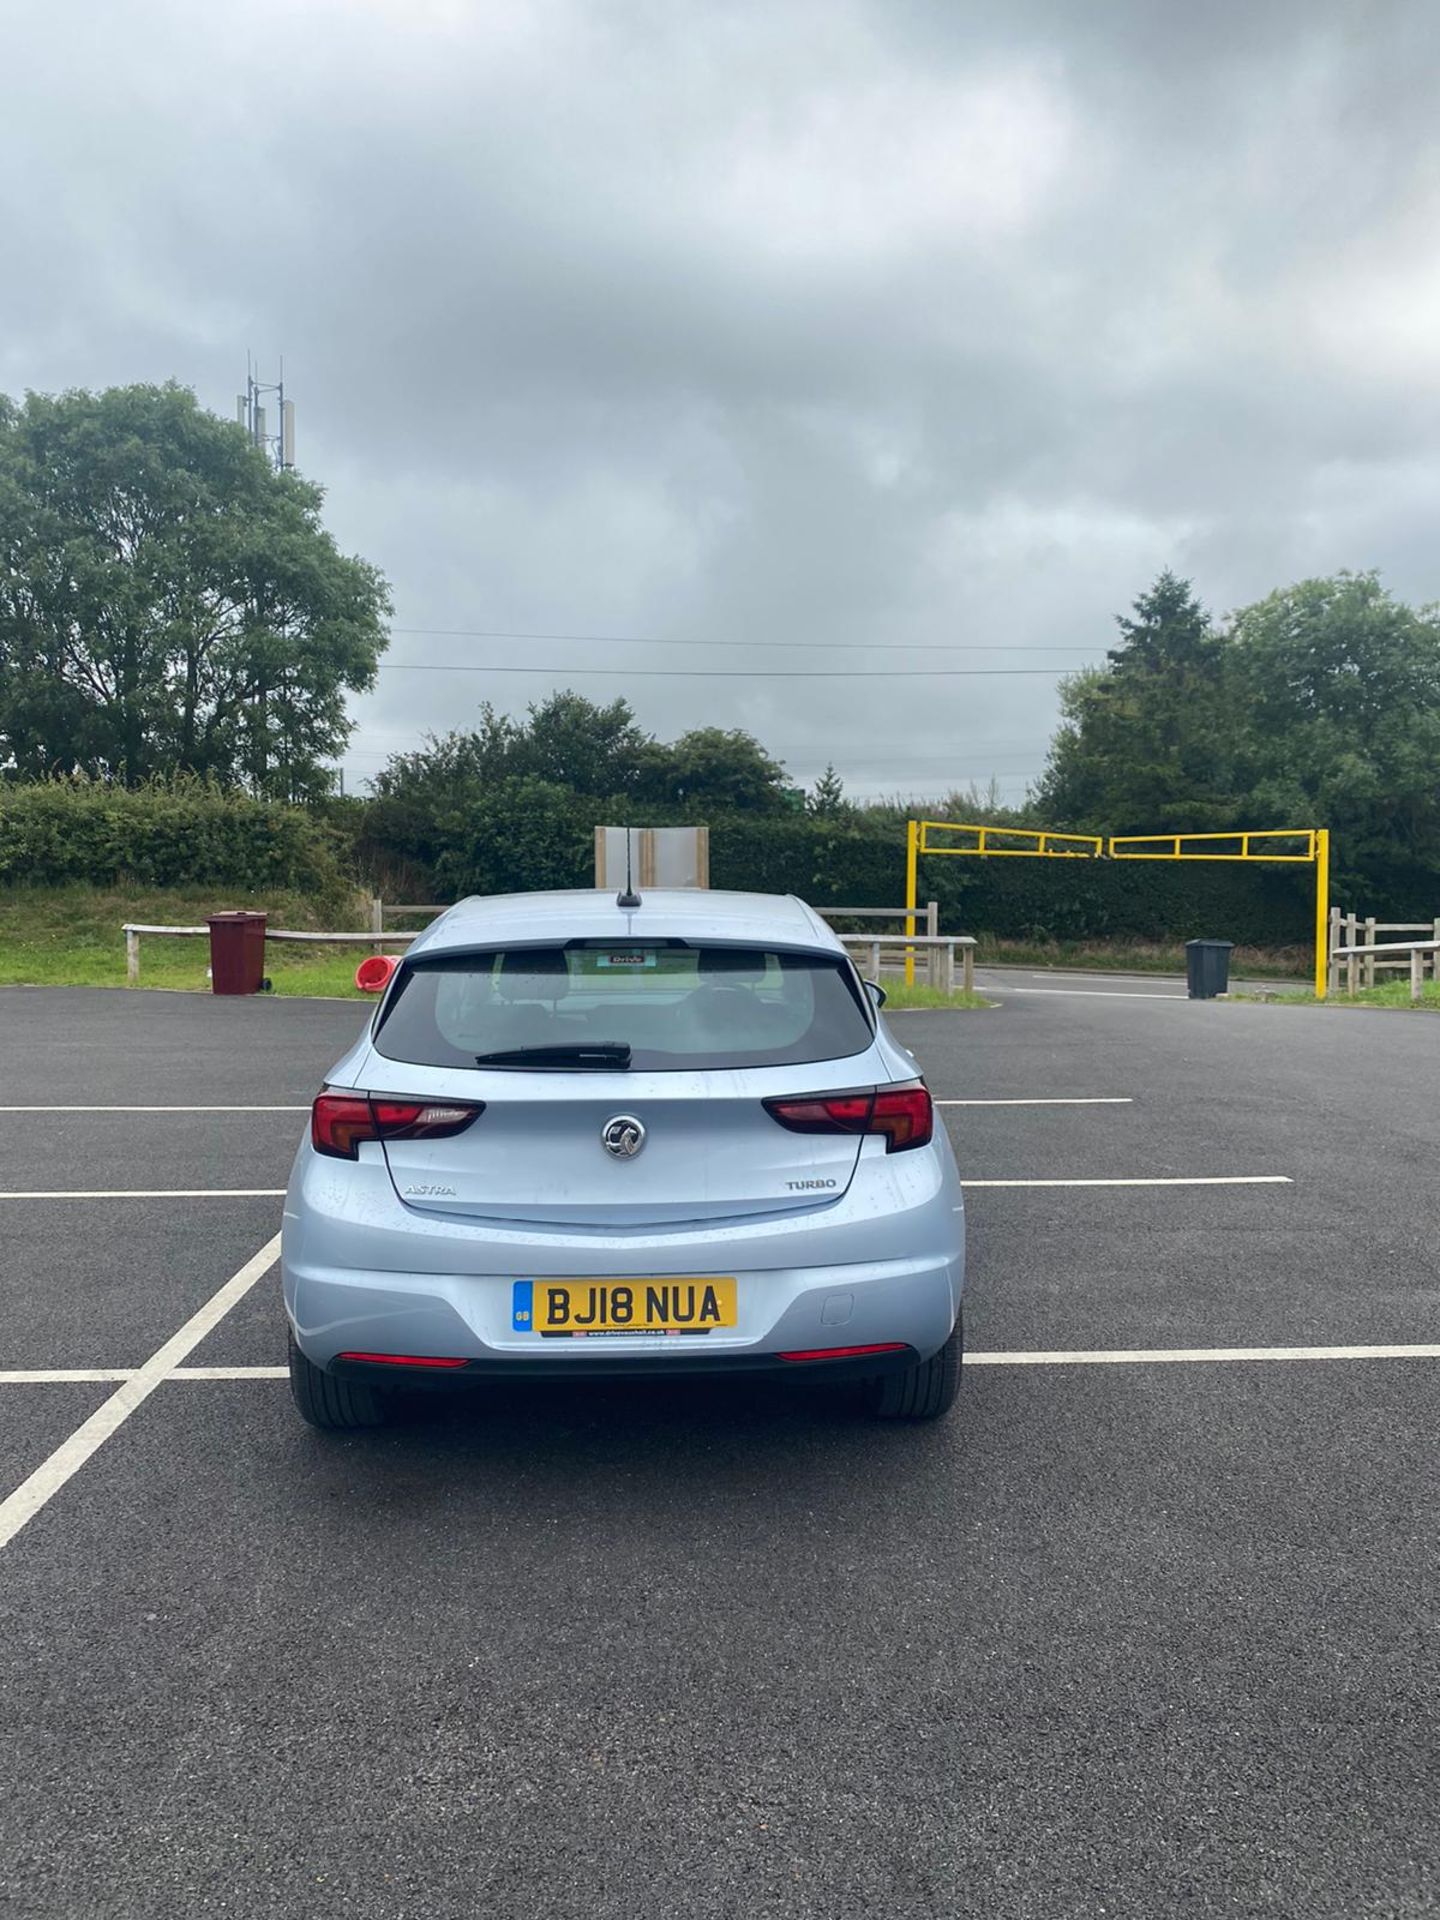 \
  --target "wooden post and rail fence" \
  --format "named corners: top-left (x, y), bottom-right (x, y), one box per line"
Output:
top-left (368, 897), bottom-right (448, 953)
top-left (359, 902), bottom-right (1431, 1001)
top-left (1327, 909), bottom-right (1440, 1001)
top-left (813, 904), bottom-right (976, 992)
top-left (122, 922), bottom-right (422, 985)
top-left (125, 901), bottom-right (453, 980)
top-left (122, 898), bottom-right (980, 995)
top-left (134, 877), bottom-right (1440, 1005)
